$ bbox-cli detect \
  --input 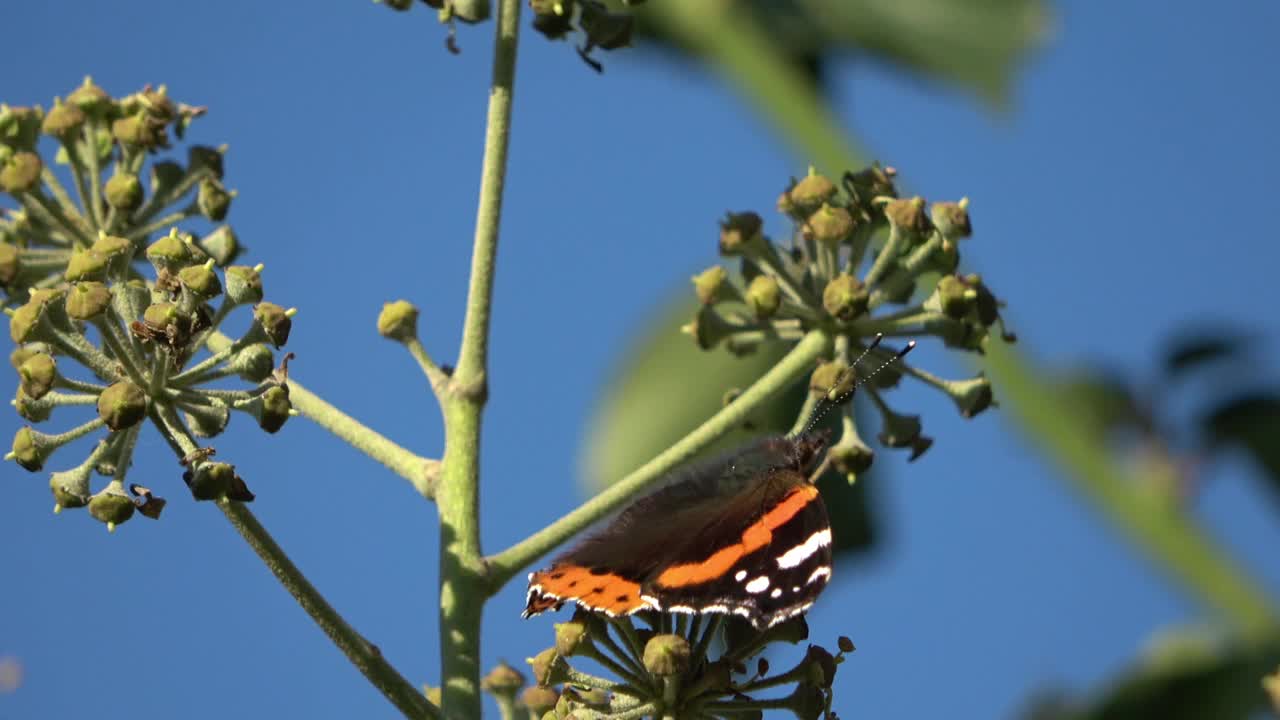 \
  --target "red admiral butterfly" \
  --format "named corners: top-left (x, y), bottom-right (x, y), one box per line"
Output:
top-left (523, 431), bottom-right (834, 630)
top-left (524, 335), bottom-right (912, 630)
